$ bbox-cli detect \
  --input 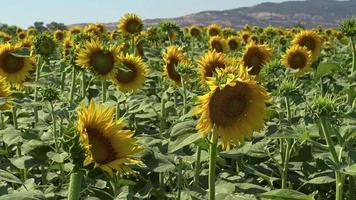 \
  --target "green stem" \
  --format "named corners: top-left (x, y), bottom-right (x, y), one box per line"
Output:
top-left (193, 146), bottom-right (201, 187)
top-left (60, 62), bottom-right (66, 92)
top-left (208, 130), bottom-right (218, 200)
top-left (50, 102), bottom-right (59, 152)
top-left (102, 80), bottom-right (107, 102)
top-left (319, 117), bottom-right (344, 200)
top-left (81, 71), bottom-right (86, 99)
top-left (131, 36), bottom-right (136, 55)
top-left (41, 165), bottom-right (47, 185)
top-left (12, 107), bottom-right (18, 129)
top-left (69, 67), bottom-right (77, 106)
top-left (34, 57), bottom-right (43, 124)
top-left (281, 96), bottom-right (292, 189)
top-left (350, 176), bottom-right (355, 200)
top-left (177, 157), bottom-right (183, 200)
top-left (181, 77), bottom-right (187, 115)
top-left (351, 37), bottom-right (355, 73)
top-left (116, 100), bottom-right (120, 121)
top-left (160, 94), bottom-right (166, 133)
top-left (67, 171), bottom-right (83, 200)
top-left (0, 112), bottom-right (4, 129)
